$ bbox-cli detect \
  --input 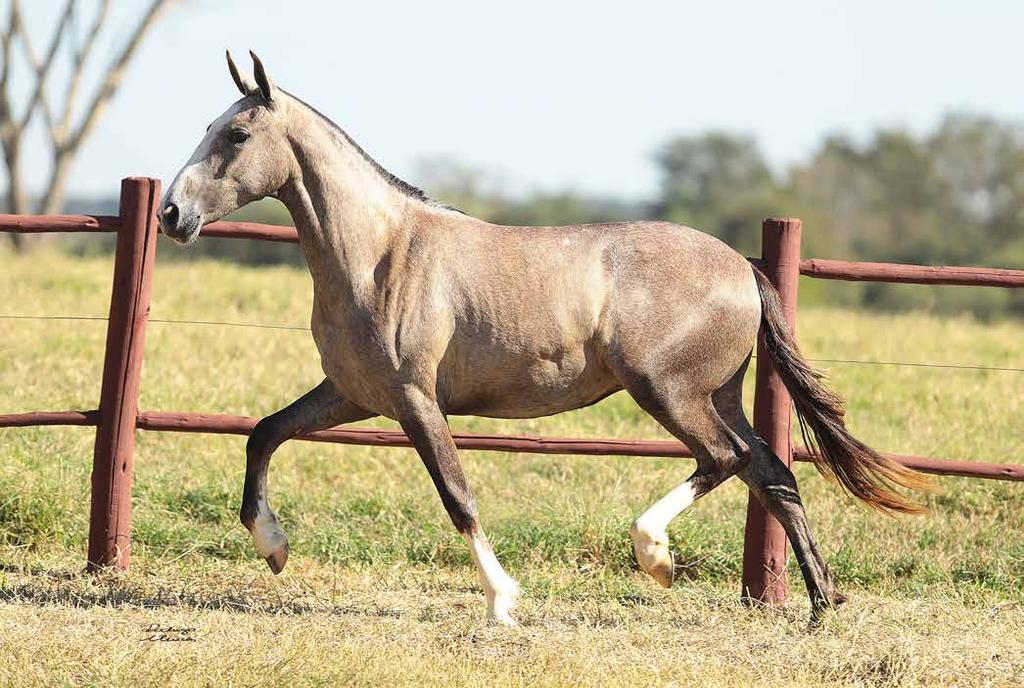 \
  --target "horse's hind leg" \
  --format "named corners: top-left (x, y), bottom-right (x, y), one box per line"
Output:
top-left (241, 379), bottom-right (375, 574)
top-left (623, 369), bottom-right (751, 588)
top-left (713, 375), bottom-right (844, 619)
top-left (735, 439), bottom-right (845, 619)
